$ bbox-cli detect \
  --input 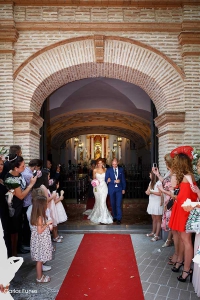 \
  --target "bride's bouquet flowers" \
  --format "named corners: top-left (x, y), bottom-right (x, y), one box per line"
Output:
top-left (4, 177), bottom-right (21, 217)
top-left (91, 179), bottom-right (100, 192)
